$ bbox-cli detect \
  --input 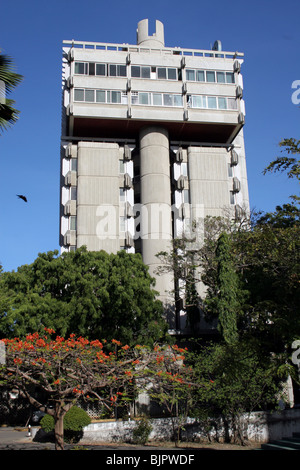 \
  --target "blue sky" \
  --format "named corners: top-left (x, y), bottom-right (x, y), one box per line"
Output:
top-left (0, 0), bottom-right (299, 272)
